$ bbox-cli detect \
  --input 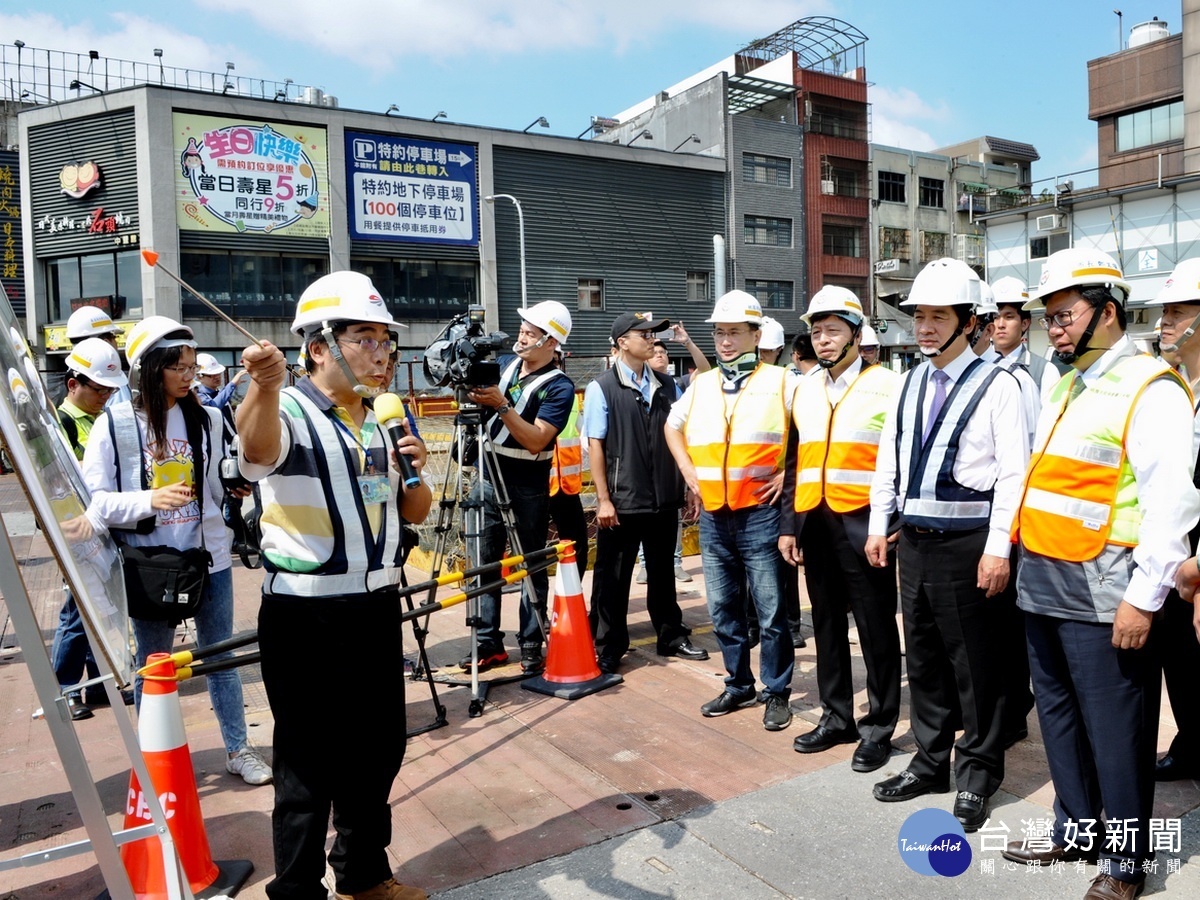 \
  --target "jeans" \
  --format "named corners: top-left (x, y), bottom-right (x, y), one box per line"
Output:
top-left (699, 504), bottom-right (794, 698)
top-left (474, 473), bottom-right (549, 650)
top-left (132, 566), bottom-right (247, 755)
top-left (50, 590), bottom-right (100, 693)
